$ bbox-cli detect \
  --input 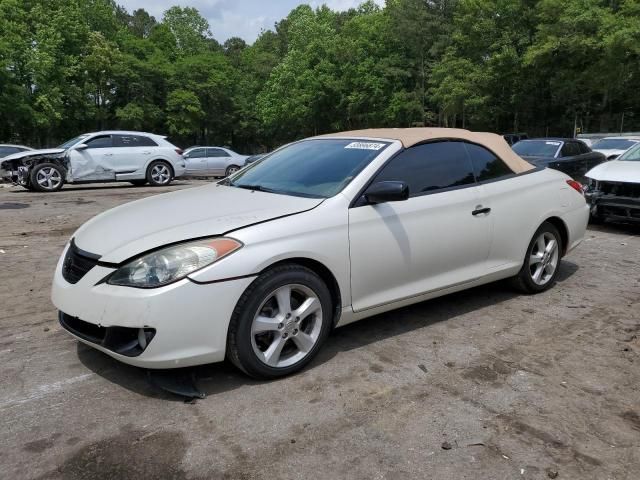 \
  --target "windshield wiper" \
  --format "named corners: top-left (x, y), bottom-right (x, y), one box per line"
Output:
top-left (233, 183), bottom-right (276, 193)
